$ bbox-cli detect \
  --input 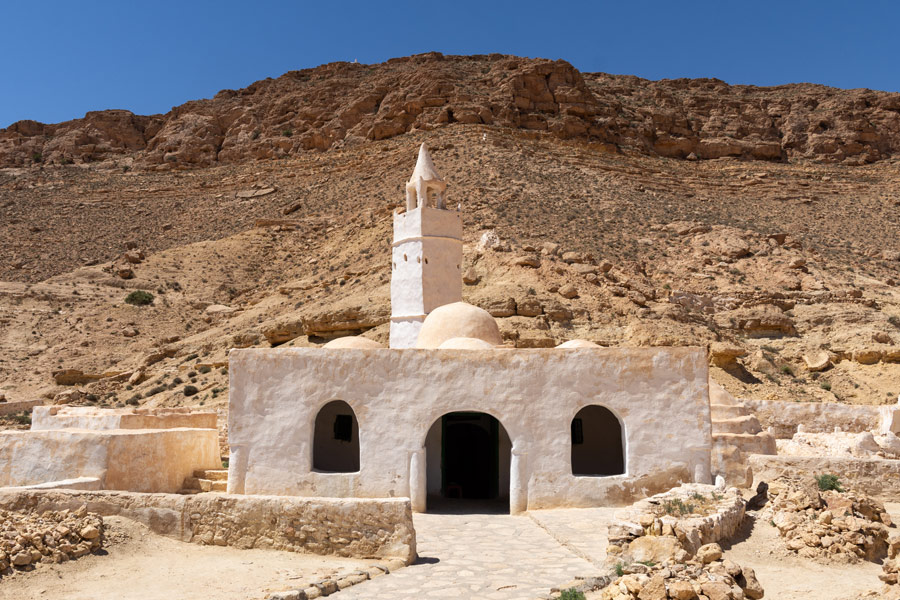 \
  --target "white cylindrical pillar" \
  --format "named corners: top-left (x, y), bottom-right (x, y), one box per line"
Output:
top-left (510, 448), bottom-right (527, 514)
top-left (409, 449), bottom-right (426, 513)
